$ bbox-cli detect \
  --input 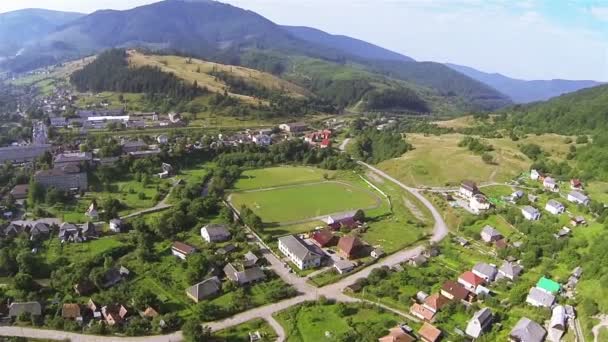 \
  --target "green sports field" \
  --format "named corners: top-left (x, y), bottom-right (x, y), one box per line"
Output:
top-left (229, 181), bottom-right (381, 224)
top-left (233, 166), bottom-right (335, 191)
